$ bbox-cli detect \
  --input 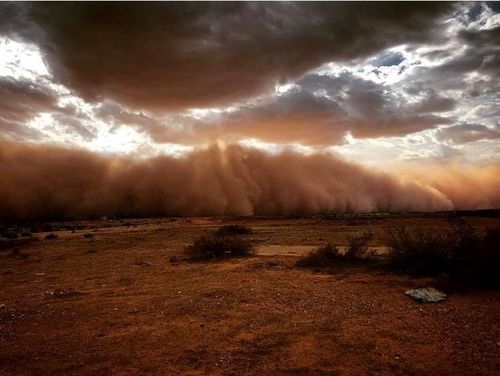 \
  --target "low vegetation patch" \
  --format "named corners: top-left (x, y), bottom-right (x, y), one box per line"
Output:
top-left (215, 224), bottom-right (253, 236)
top-left (297, 220), bottom-right (499, 290)
top-left (384, 219), bottom-right (500, 290)
top-left (466, 228), bottom-right (500, 289)
top-left (343, 230), bottom-right (373, 262)
top-left (185, 232), bottom-right (254, 261)
top-left (296, 244), bottom-right (343, 268)
top-left (384, 226), bottom-right (453, 276)
top-left (297, 231), bottom-right (374, 268)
